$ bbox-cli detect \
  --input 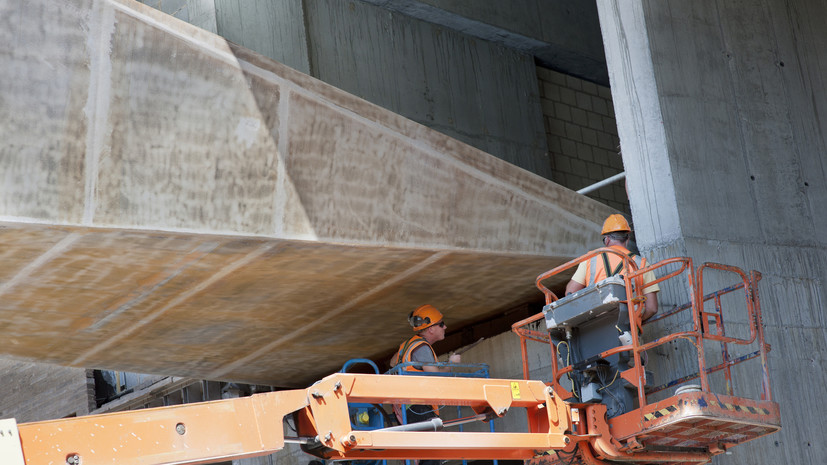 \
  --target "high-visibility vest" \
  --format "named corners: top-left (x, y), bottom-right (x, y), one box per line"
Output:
top-left (583, 246), bottom-right (647, 286)
top-left (394, 335), bottom-right (437, 372)
top-left (392, 335), bottom-right (440, 416)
